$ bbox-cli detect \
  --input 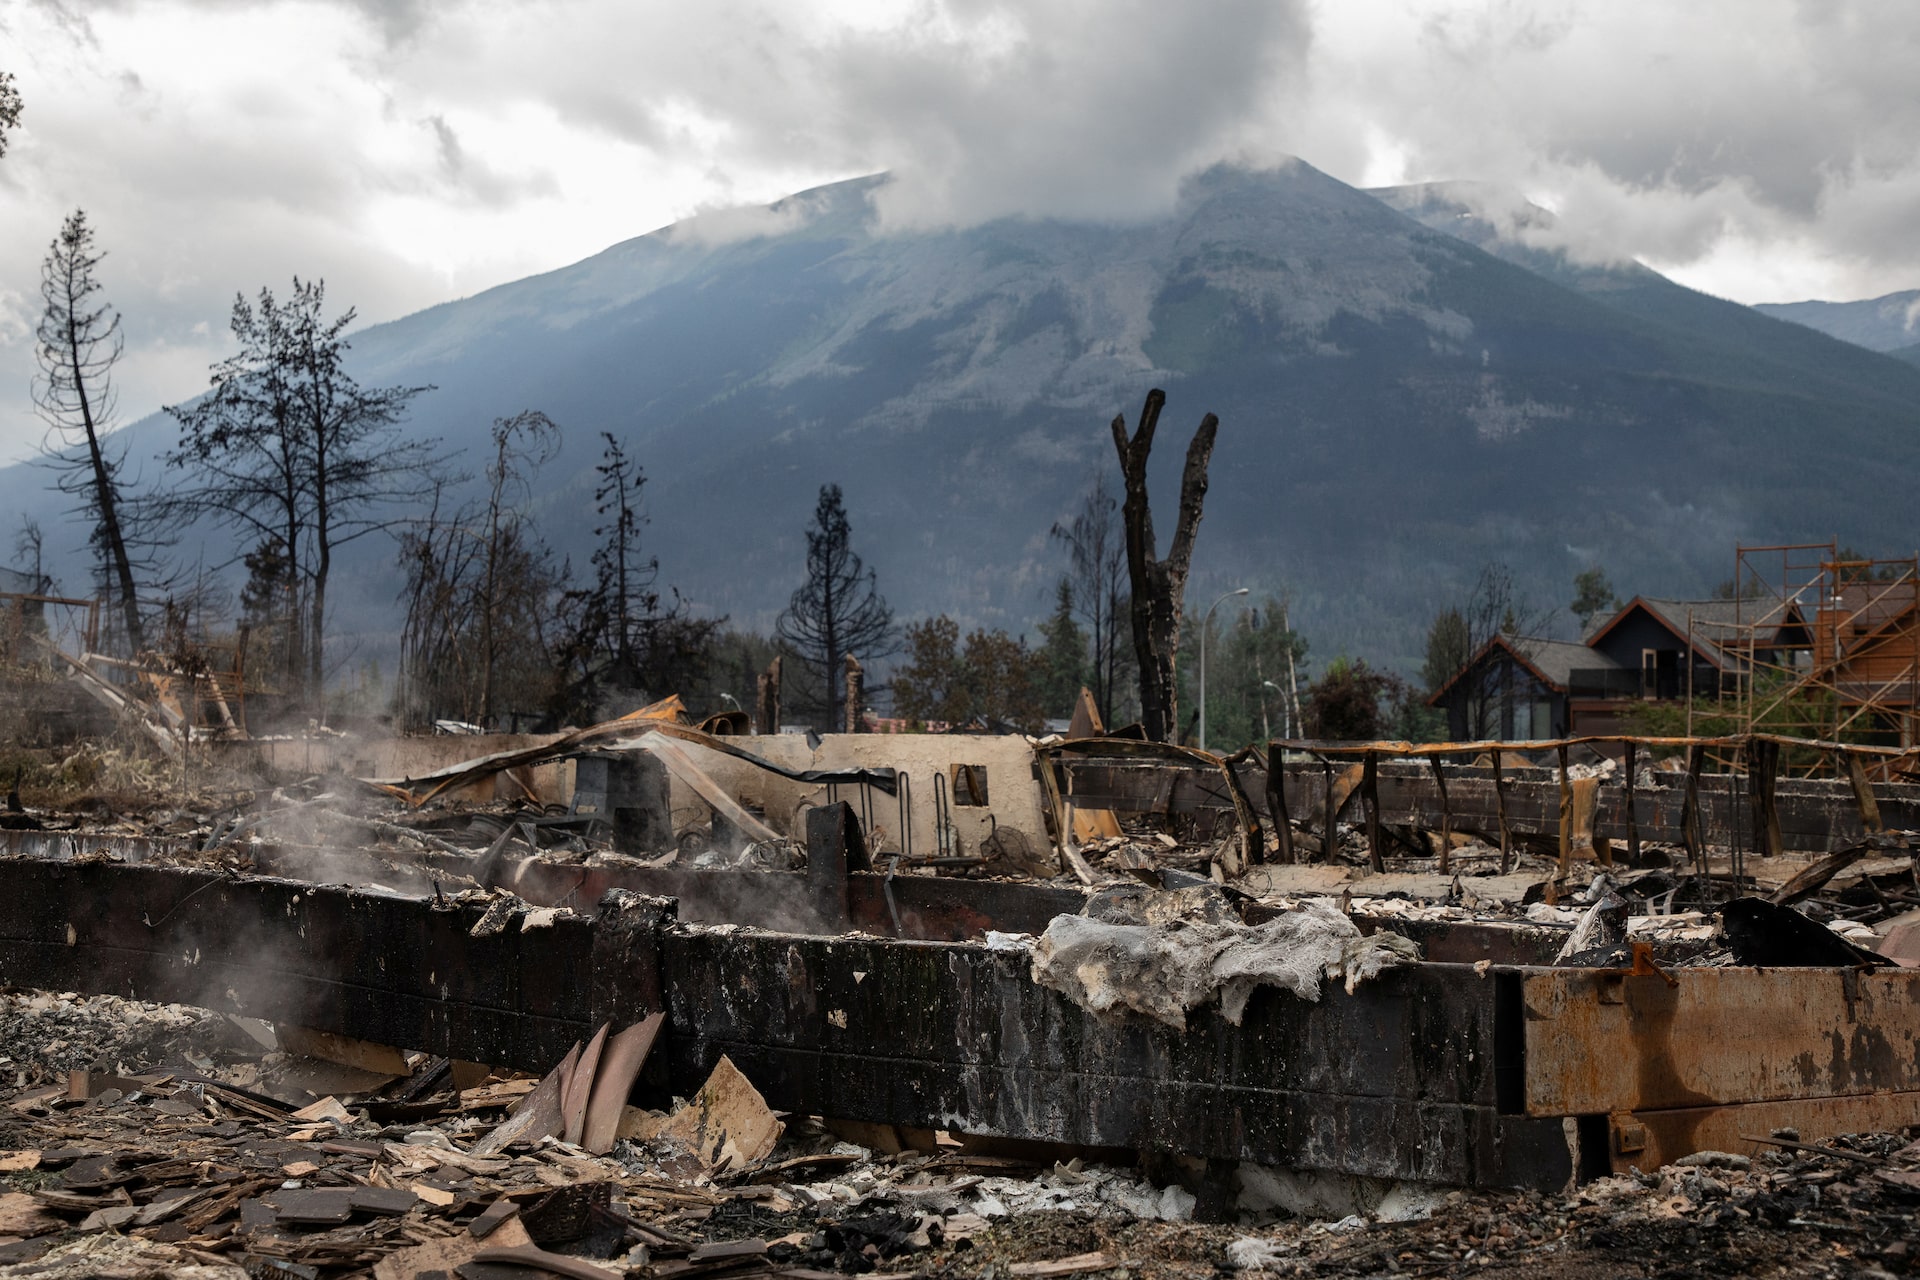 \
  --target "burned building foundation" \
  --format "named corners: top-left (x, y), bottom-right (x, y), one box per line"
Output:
top-left (4, 853), bottom-right (1919, 1199)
